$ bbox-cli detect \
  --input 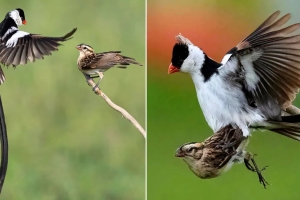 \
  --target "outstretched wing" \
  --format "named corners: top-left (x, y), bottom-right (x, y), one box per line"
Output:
top-left (0, 28), bottom-right (77, 66)
top-left (223, 11), bottom-right (300, 120)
